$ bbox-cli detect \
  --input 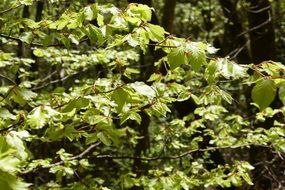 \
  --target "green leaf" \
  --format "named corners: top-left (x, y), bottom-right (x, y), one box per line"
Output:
top-left (6, 132), bottom-right (28, 160)
top-left (97, 132), bottom-right (112, 146)
top-left (9, 87), bottom-right (37, 106)
top-left (216, 58), bottom-right (248, 79)
top-left (27, 106), bottom-right (47, 129)
top-left (130, 82), bottom-right (156, 98)
top-left (86, 133), bottom-right (98, 145)
top-left (62, 97), bottom-right (90, 112)
top-left (97, 14), bottom-right (104, 26)
top-left (111, 88), bottom-right (129, 112)
top-left (0, 156), bottom-right (20, 173)
top-left (19, 32), bottom-right (33, 44)
top-left (84, 5), bottom-right (97, 21)
top-left (83, 108), bottom-right (100, 125)
top-left (167, 48), bottom-right (186, 70)
top-left (125, 34), bottom-right (139, 47)
top-left (148, 24), bottom-right (165, 42)
top-left (186, 42), bottom-right (207, 71)
top-left (230, 175), bottom-right (242, 187)
top-left (252, 79), bottom-right (276, 110)
top-left (86, 24), bottom-right (103, 44)
top-left (0, 170), bottom-right (30, 190)
top-left (128, 4), bottom-right (152, 22)
top-left (240, 173), bottom-right (253, 185)
top-left (33, 49), bottom-right (45, 57)
top-left (10, 87), bottom-right (37, 105)
top-left (0, 108), bottom-right (15, 120)
top-left (18, 88), bottom-right (37, 101)
top-left (120, 111), bottom-right (142, 125)
top-left (279, 86), bottom-right (285, 105)
top-left (56, 17), bottom-right (69, 30)
top-left (19, 0), bottom-right (33, 5)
